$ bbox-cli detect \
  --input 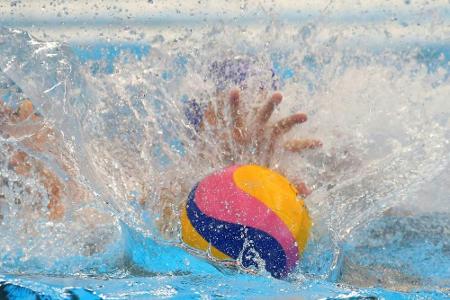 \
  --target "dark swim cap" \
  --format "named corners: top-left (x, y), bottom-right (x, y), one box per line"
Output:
top-left (209, 58), bottom-right (251, 91)
top-left (209, 57), bottom-right (279, 91)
